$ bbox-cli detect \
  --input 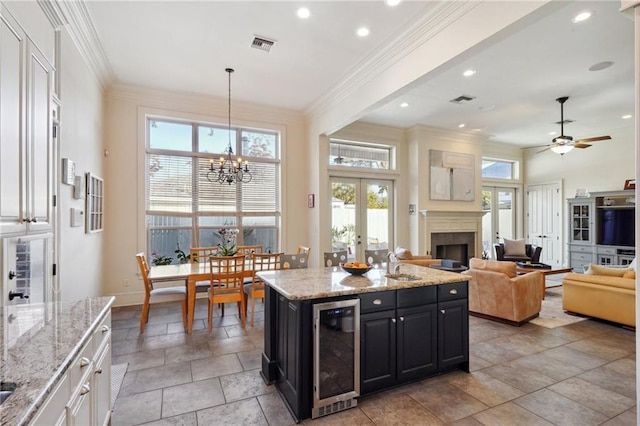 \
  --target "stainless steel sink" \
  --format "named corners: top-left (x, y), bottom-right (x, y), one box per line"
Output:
top-left (384, 273), bottom-right (421, 281)
top-left (0, 382), bottom-right (17, 405)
